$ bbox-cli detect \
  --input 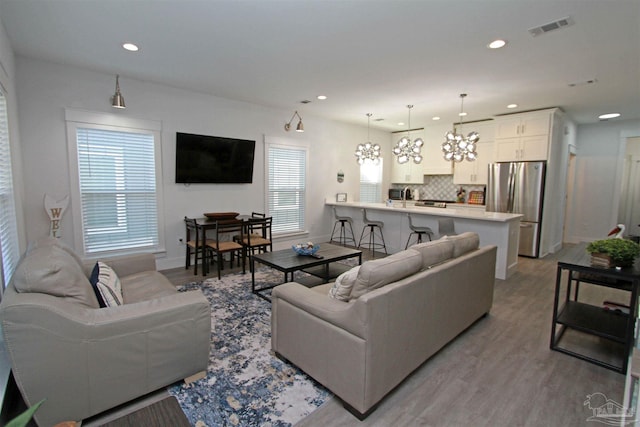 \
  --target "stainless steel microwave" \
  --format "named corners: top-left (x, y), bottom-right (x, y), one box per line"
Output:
top-left (388, 188), bottom-right (411, 200)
